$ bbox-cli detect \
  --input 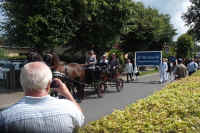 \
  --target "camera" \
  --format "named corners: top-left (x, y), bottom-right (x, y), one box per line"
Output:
top-left (50, 80), bottom-right (59, 88)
